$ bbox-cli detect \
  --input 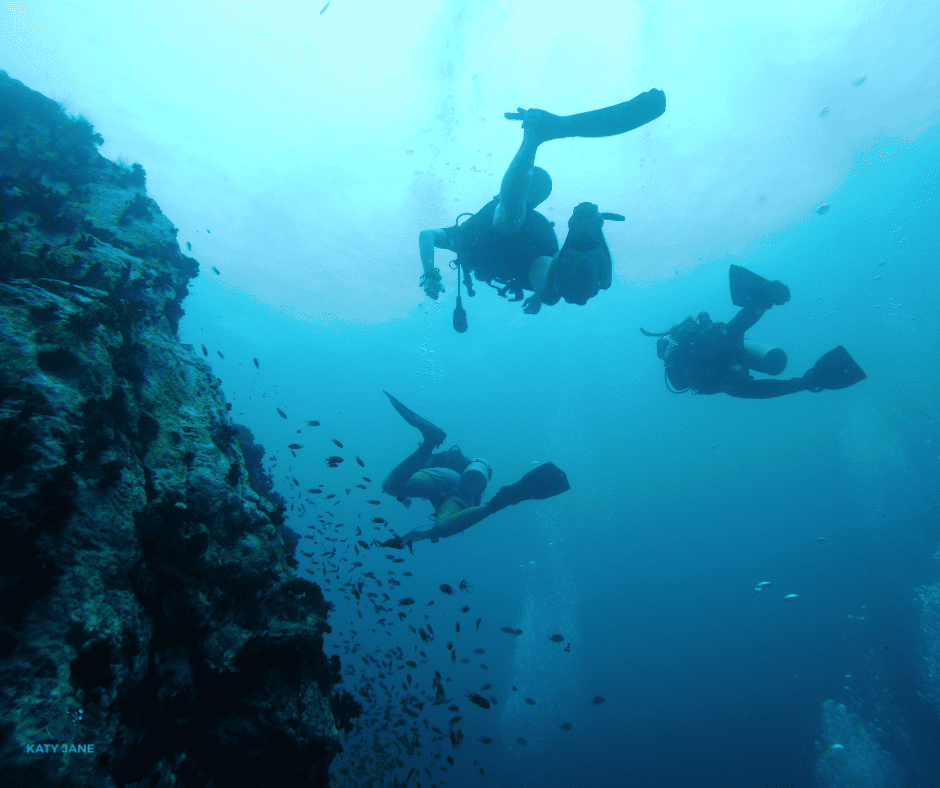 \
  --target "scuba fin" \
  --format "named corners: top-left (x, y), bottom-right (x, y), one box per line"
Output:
top-left (383, 391), bottom-right (447, 447)
top-left (729, 265), bottom-right (790, 309)
top-left (802, 346), bottom-right (867, 392)
top-left (487, 462), bottom-right (571, 513)
top-left (504, 89), bottom-right (666, 141)
top-left (543, 203), bottom-right (621, 305)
